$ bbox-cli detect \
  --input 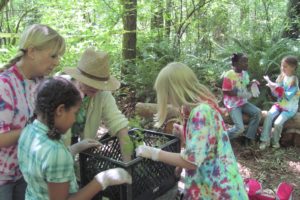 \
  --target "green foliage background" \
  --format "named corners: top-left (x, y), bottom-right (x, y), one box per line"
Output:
top-left (1, 0), bottom-right (300, 109)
